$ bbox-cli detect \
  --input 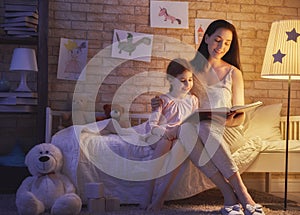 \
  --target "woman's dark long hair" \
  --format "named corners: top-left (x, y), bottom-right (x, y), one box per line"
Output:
top-left (191, 19), bottom-right (241, 72)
